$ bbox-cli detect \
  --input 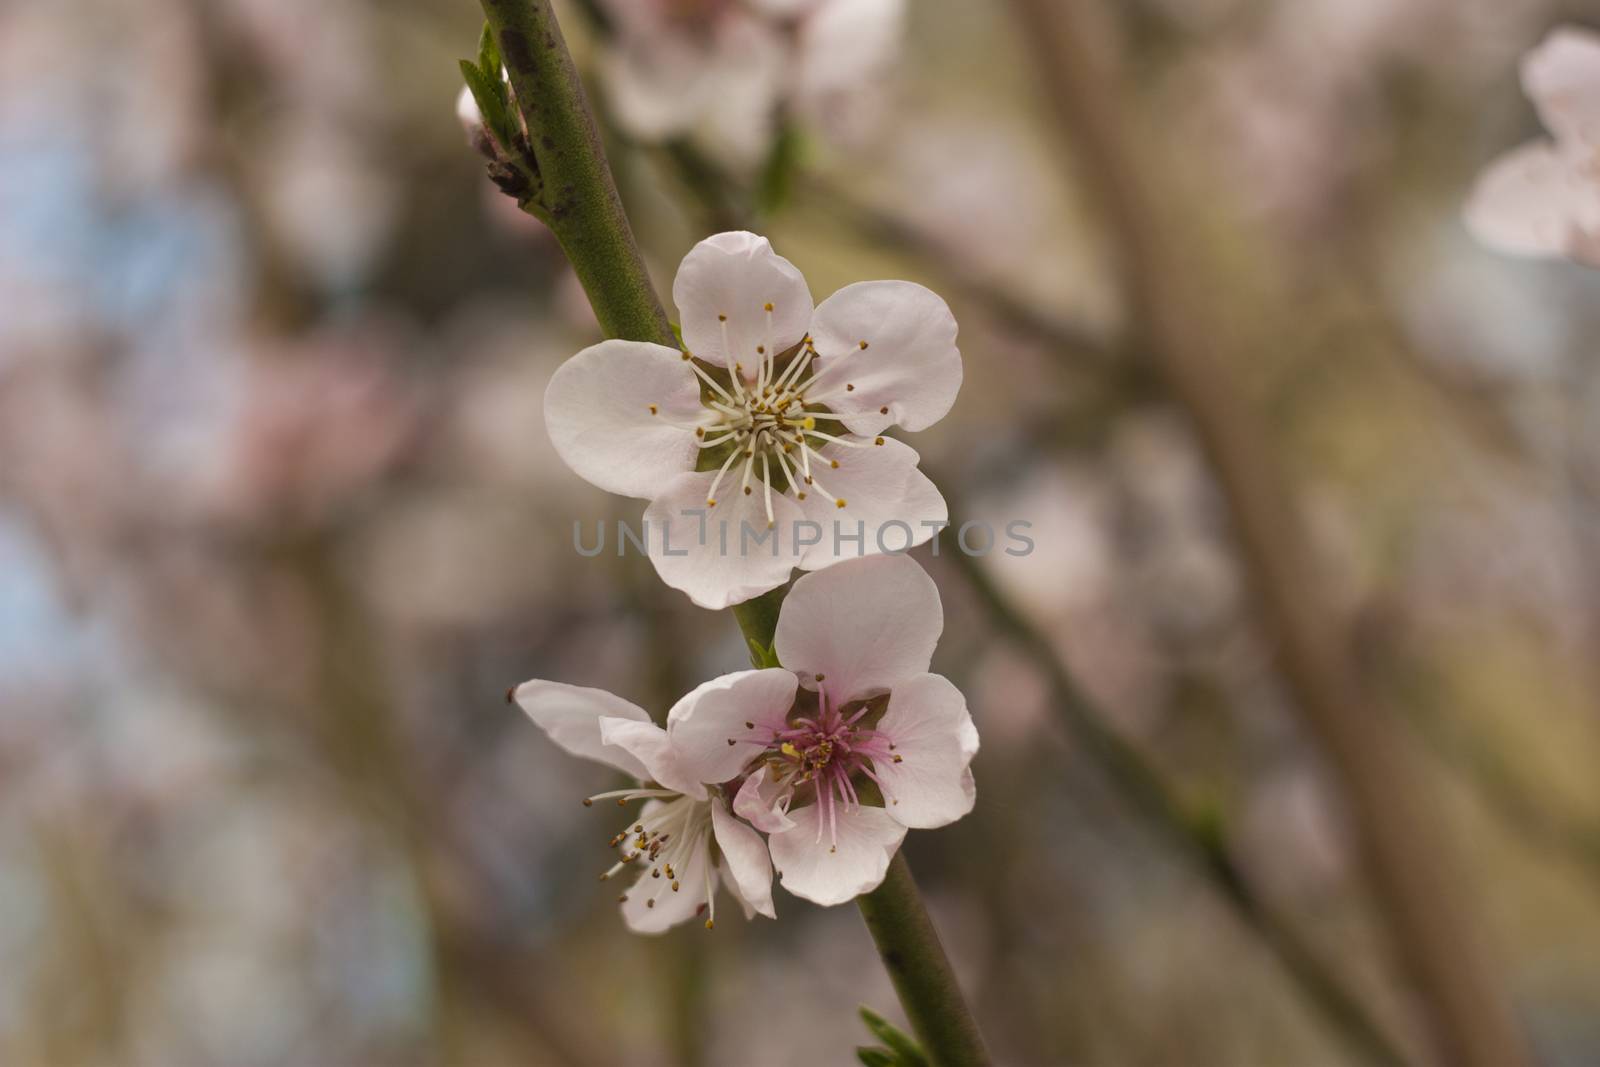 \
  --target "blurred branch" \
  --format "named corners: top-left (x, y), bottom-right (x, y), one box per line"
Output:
top-left (934, 527), bottom-right (1410, 1067)
top-left (1004, 4), bottom-right (1529, 1066)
